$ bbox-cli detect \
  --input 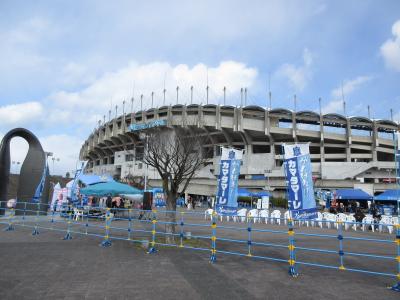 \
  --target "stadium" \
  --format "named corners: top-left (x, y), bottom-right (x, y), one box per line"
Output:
top-left (79, 104), bottom-right (400, 198)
